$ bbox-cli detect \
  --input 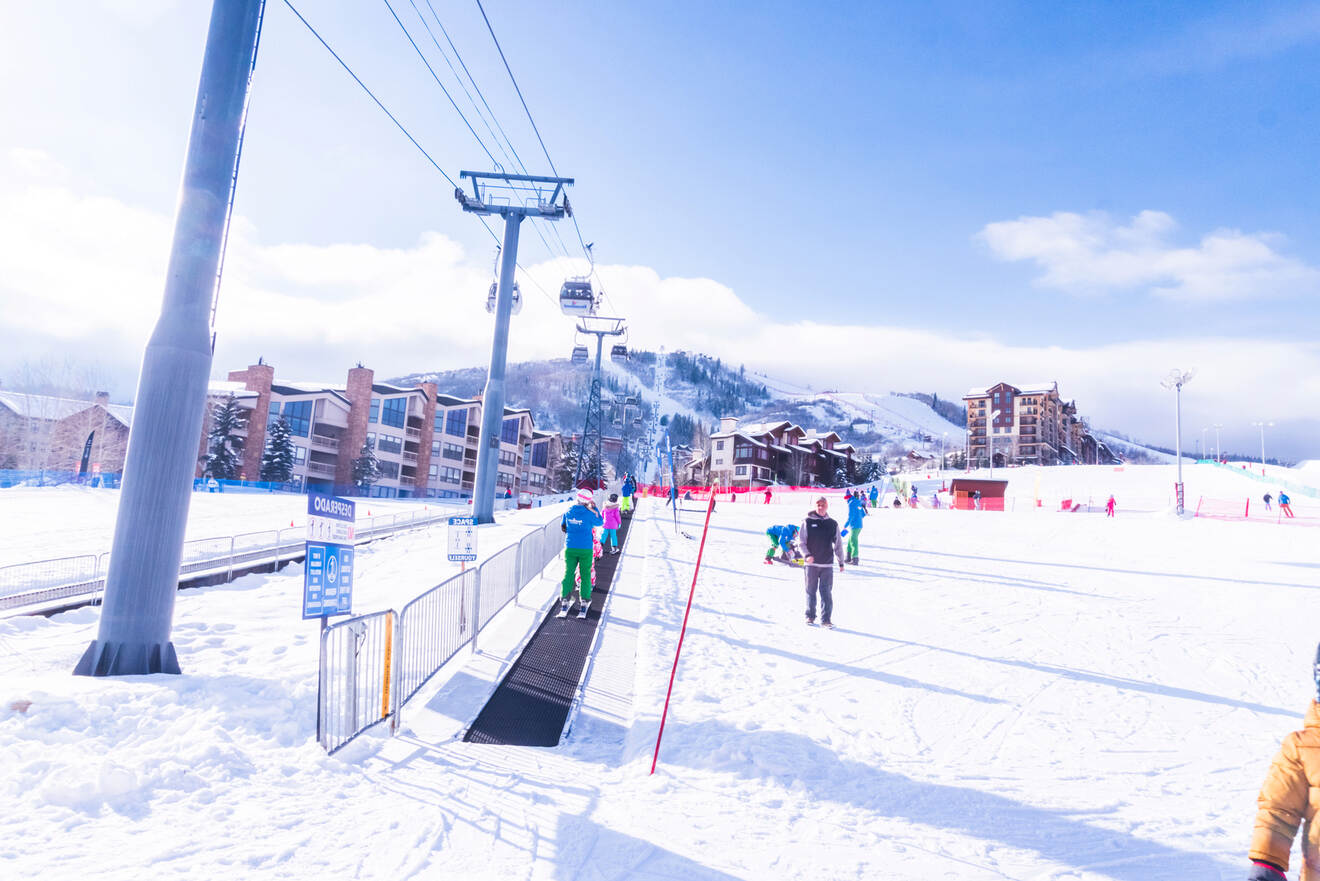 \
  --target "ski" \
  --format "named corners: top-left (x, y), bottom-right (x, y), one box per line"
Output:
top-left (557, 600), bottom-right (570, 619)
top-left (577, 602), bottom-right (589, 619)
